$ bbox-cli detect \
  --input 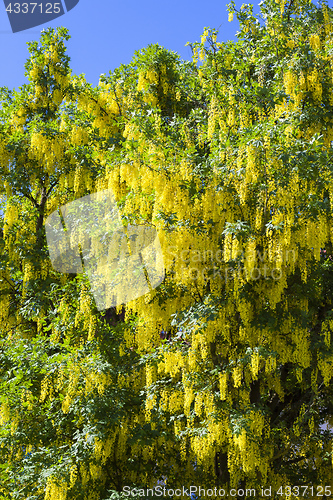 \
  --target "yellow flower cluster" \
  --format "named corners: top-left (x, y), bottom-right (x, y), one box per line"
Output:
top-left (168, 390), bottom-right (184, 413)
top-left (250, 350), bottom-right (260, 379)
top-left (29, 132), bottom-right (64, 173)
top-left (40, 376), bottom-right (54, 403)
top-left (309, 33), bottom-right (321, 51)
top-left (207, 95), bottom-right (218, 140)
top-left (52, 88), bottom-right (63, 105)
top-left (44, 478), bottom-right (68, 500)
top-left (71, 126), bottom-right (89, 145)
top-left (54, 72), bottom-right (69, 88)
top-left (136, 70), bottom-right (159, 105)
top-left (0, 402), bottom-right (9, 425)
top-left (233, 364), bottom-right (243, 388)
top-left (61, 367), bottom-right (80, 414)
top-left (85, 371), bottom-right (109, 396)
top-left (29, 65), bottom-right (39, 80)
top-left (283, 69), bottom-right (297, 96)
top-left (318, 354), bottom-right (333, 386)
top-left (323, 4), bottom-right (333, 36)
top-left (307, 69), bottom-right (322, 103)
top-left (245, 144), bottom-right (258, 184)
